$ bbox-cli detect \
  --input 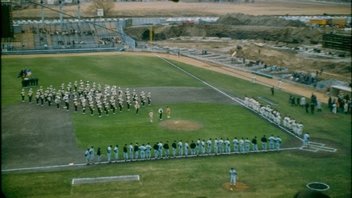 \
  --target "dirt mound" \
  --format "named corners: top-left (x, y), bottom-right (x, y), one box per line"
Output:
top-left (159, 120), bottom-right (202, 131)
top-left (223, 182), bottom-right (250, 192)
top-left (218, 13), bottom-right (306, 27)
